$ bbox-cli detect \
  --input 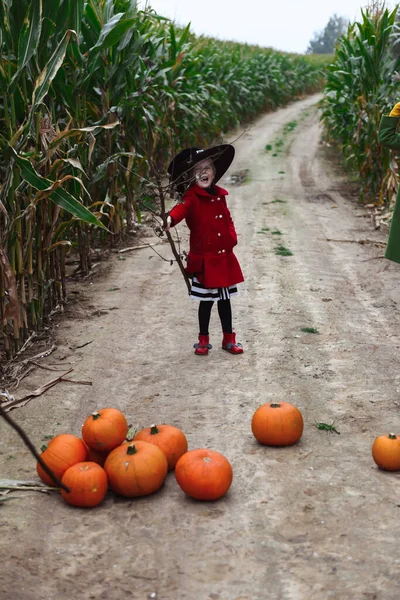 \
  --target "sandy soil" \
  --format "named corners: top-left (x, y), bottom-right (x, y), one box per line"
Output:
top-left (2, 94), bottom-right (400, 600)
